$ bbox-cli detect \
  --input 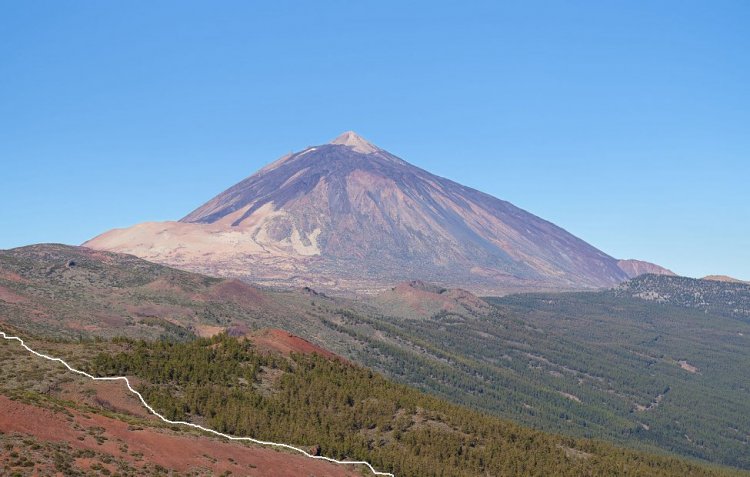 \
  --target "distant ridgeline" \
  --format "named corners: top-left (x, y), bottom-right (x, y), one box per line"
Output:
top-left (615, 274), bottom-right (750, 321)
